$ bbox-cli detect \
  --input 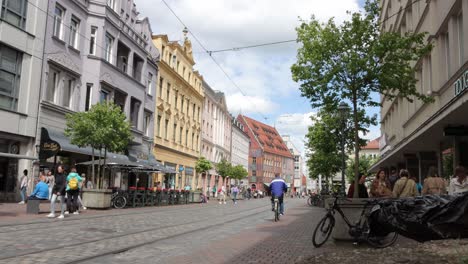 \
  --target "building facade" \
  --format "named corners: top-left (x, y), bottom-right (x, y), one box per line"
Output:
top-left (37, 0), bottom-right (158, 189)
top-left (0, 0), bottom-right (47, 201)
top-left (231, 116), bottom-right (250, 186)
top-left (374, 0), bottom-right (467, 181)
top-left (282, 135), bottom-right (303, 192)
top-left (238, 115), bottom-right (294, 191)
top-left (200, 81), bottom-right (232, 194)
top-left (152, 32), bottom-right (204, 190)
